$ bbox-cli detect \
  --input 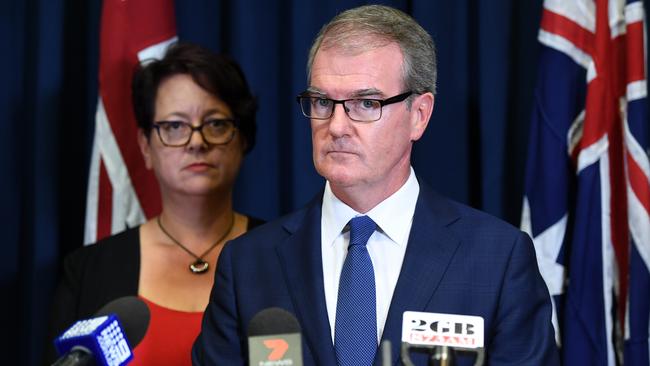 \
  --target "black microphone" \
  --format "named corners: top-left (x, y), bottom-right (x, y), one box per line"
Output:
top-left (400, 311), bottom-right (485, 366)
top-left (247, 307), bottom-right (303, 366)
top-left (52, 296), bottom-right (150, 366)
